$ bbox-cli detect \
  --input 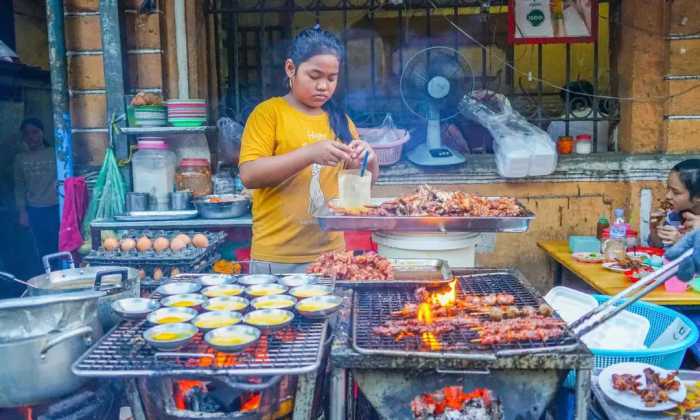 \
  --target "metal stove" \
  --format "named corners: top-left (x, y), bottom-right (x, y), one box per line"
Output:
top-left (330, 268), bottom-right (594, 420)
